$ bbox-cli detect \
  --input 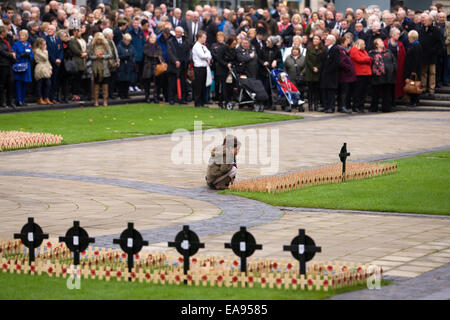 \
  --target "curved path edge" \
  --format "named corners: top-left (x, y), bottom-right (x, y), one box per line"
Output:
top-left (0, 171), bottom-right (283, 248)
